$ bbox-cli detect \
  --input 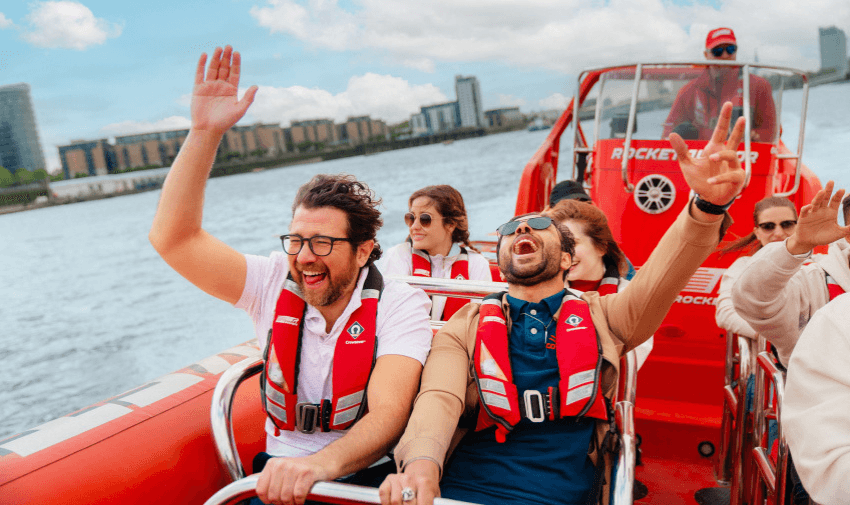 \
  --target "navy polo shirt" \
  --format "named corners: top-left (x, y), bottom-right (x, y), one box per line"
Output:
top-left (440, 290), bottom-right (596, 505)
